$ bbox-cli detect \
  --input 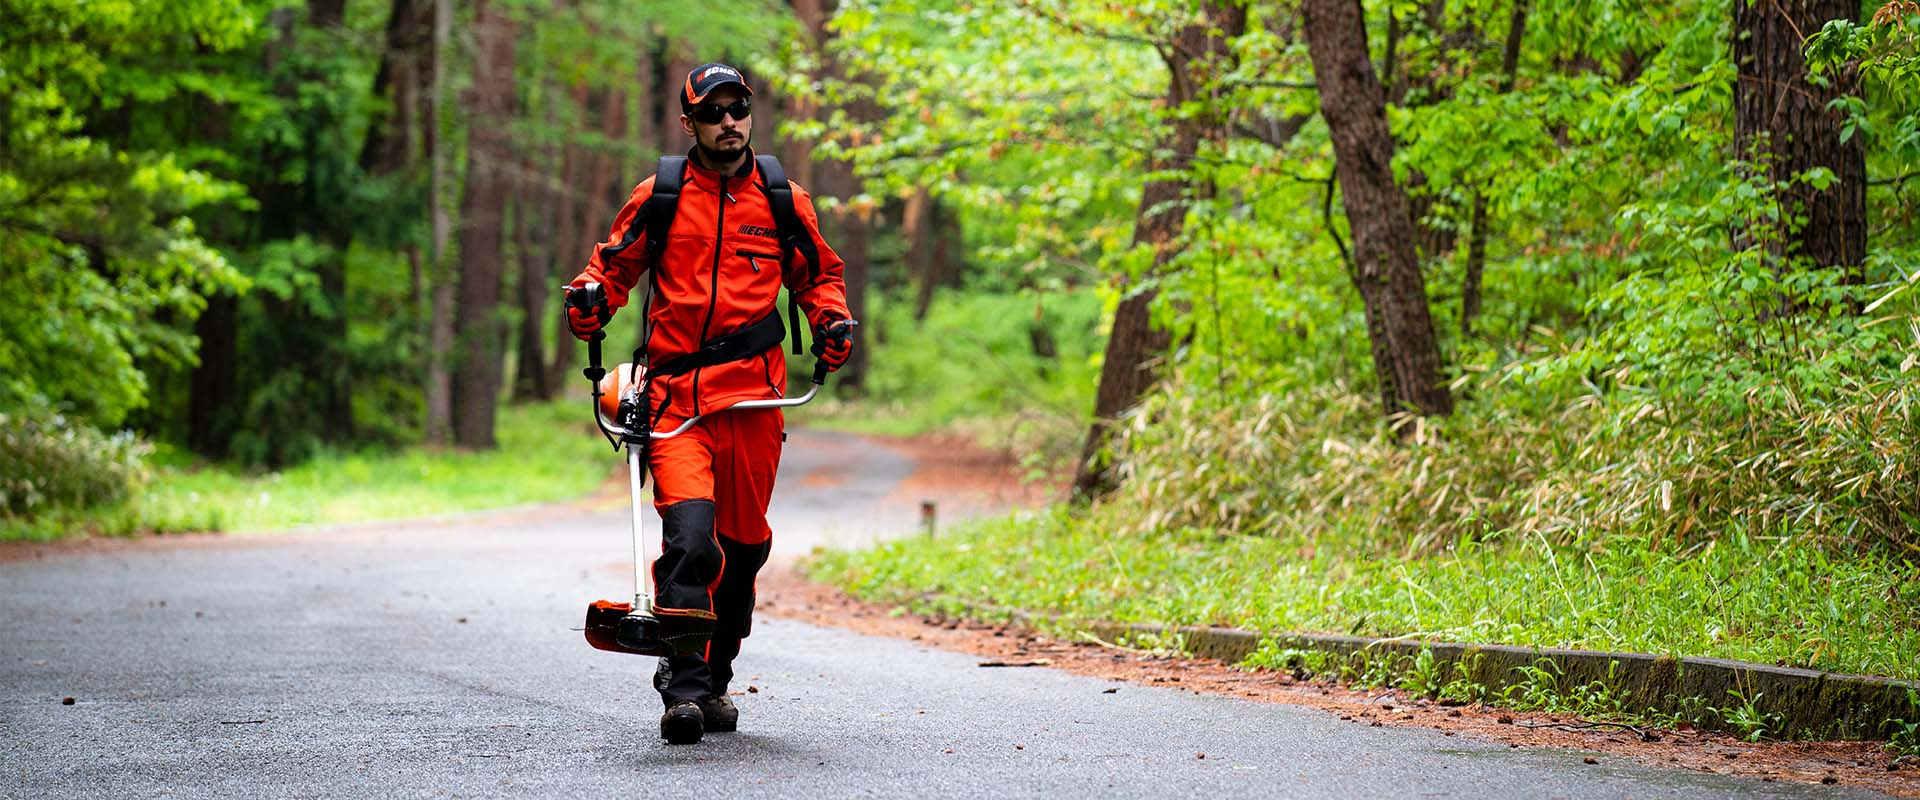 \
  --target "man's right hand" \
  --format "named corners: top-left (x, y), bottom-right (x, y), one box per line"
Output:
top-left (565, 282), bottom-right (611, 340)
